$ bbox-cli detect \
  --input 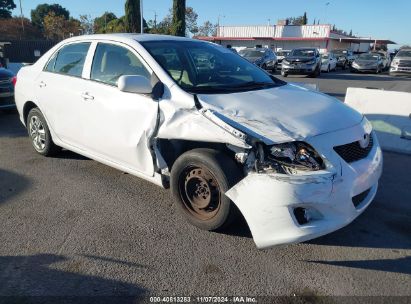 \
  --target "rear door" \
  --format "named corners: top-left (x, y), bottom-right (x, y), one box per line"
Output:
top-left (79, 41), bottom-right (159, 176)
top-left (35, 42), bottom-right (92, 147)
